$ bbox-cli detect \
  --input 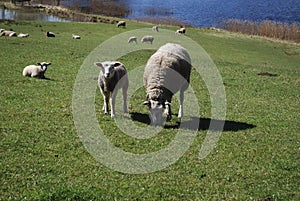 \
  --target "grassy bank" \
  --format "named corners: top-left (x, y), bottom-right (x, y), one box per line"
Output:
top-left (0, 20), bottom-right (299, 200)
top-left (223, 19), bottom-right (300, 43)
